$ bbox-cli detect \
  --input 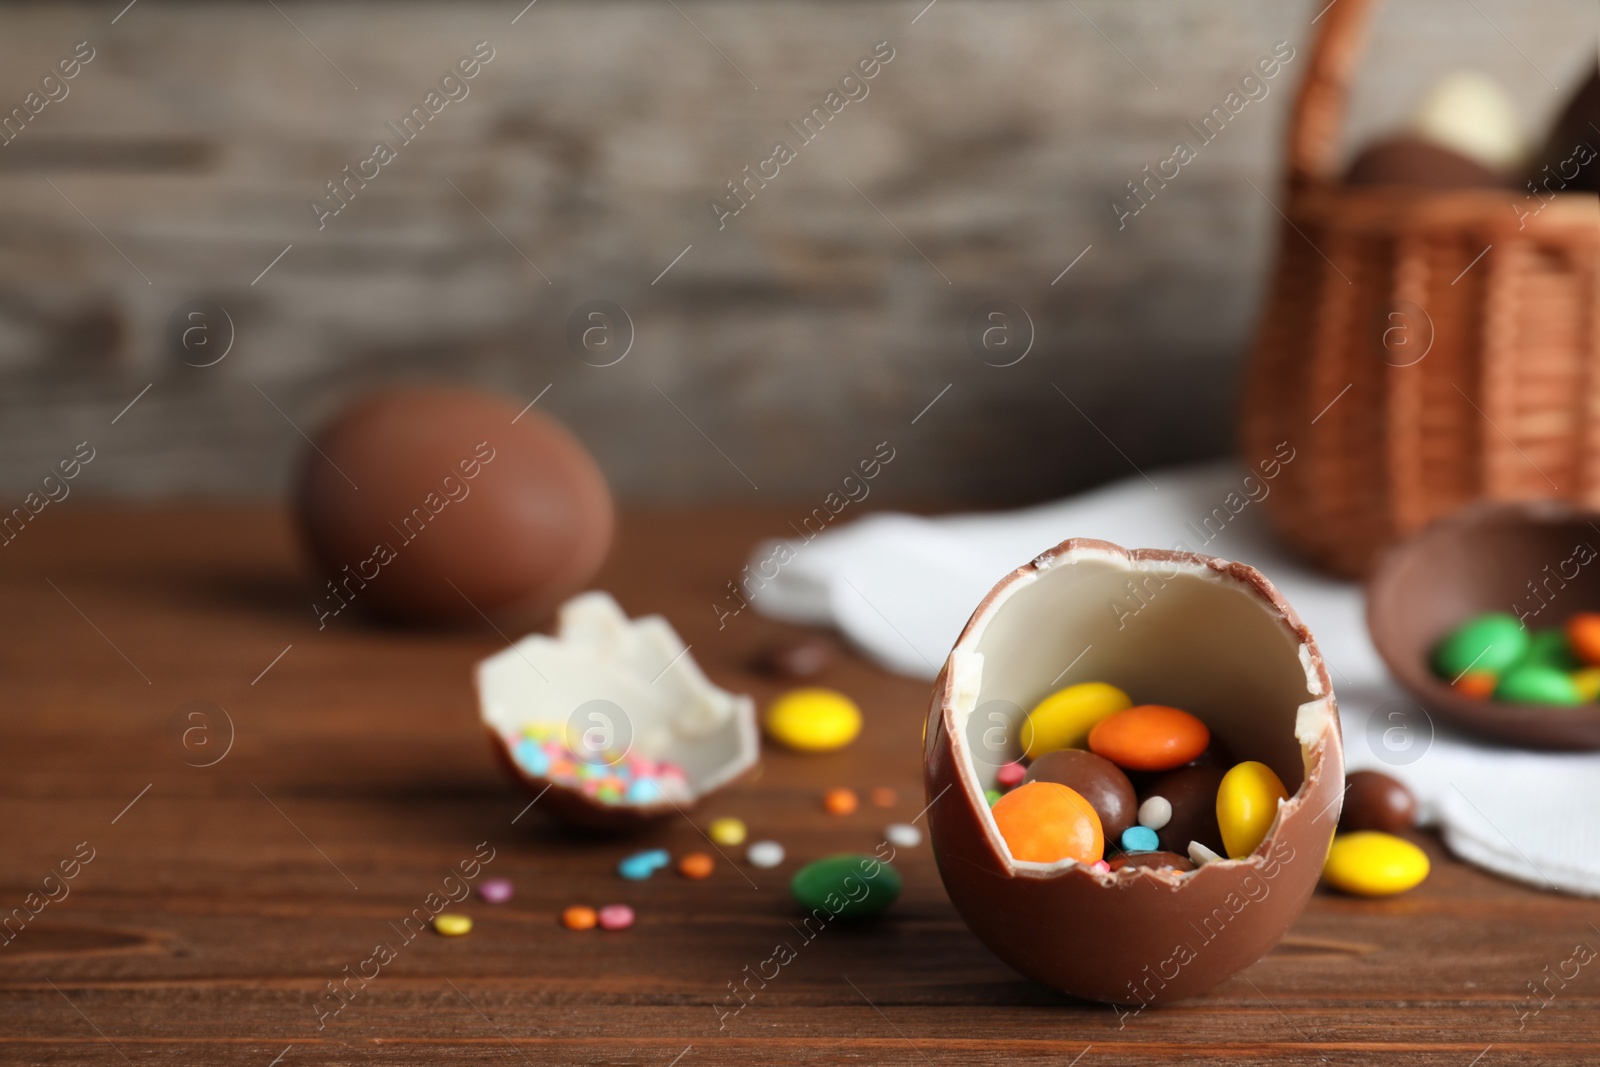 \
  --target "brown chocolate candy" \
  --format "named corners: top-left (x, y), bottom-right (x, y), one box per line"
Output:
top-left (1023, 749), bottom-right (1137, 840)
top-left (755, 638), bottom-right (835, 679)
top-left (1144, 764), bottom-right (1226, 856)
top-left (1344, 134), bottom-right (1511, 189)
top-left (1108, 851), bottom-right (1195, 873)
top-left (1338, 770), bottom-right (1417, 834)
